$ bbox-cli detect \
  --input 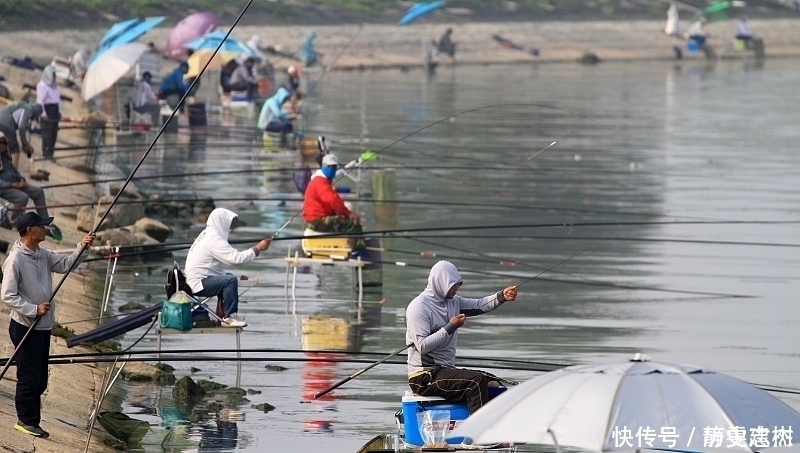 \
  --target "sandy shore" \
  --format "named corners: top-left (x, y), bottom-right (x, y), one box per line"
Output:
top-left (1, 19), bottom-right (799, 77)
top-left (0, 65), bottom-right (116, 451)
